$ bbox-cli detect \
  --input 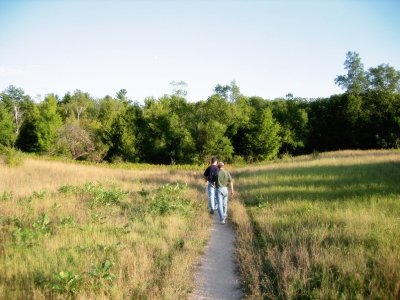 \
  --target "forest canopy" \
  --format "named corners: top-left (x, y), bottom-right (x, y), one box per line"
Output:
top-left (1, 52), bottom-right (399, 164)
